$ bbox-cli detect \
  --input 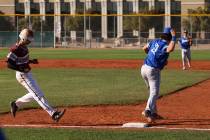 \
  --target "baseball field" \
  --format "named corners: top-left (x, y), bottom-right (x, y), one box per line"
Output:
top-left (0, 48), bottom-right (210, 140)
